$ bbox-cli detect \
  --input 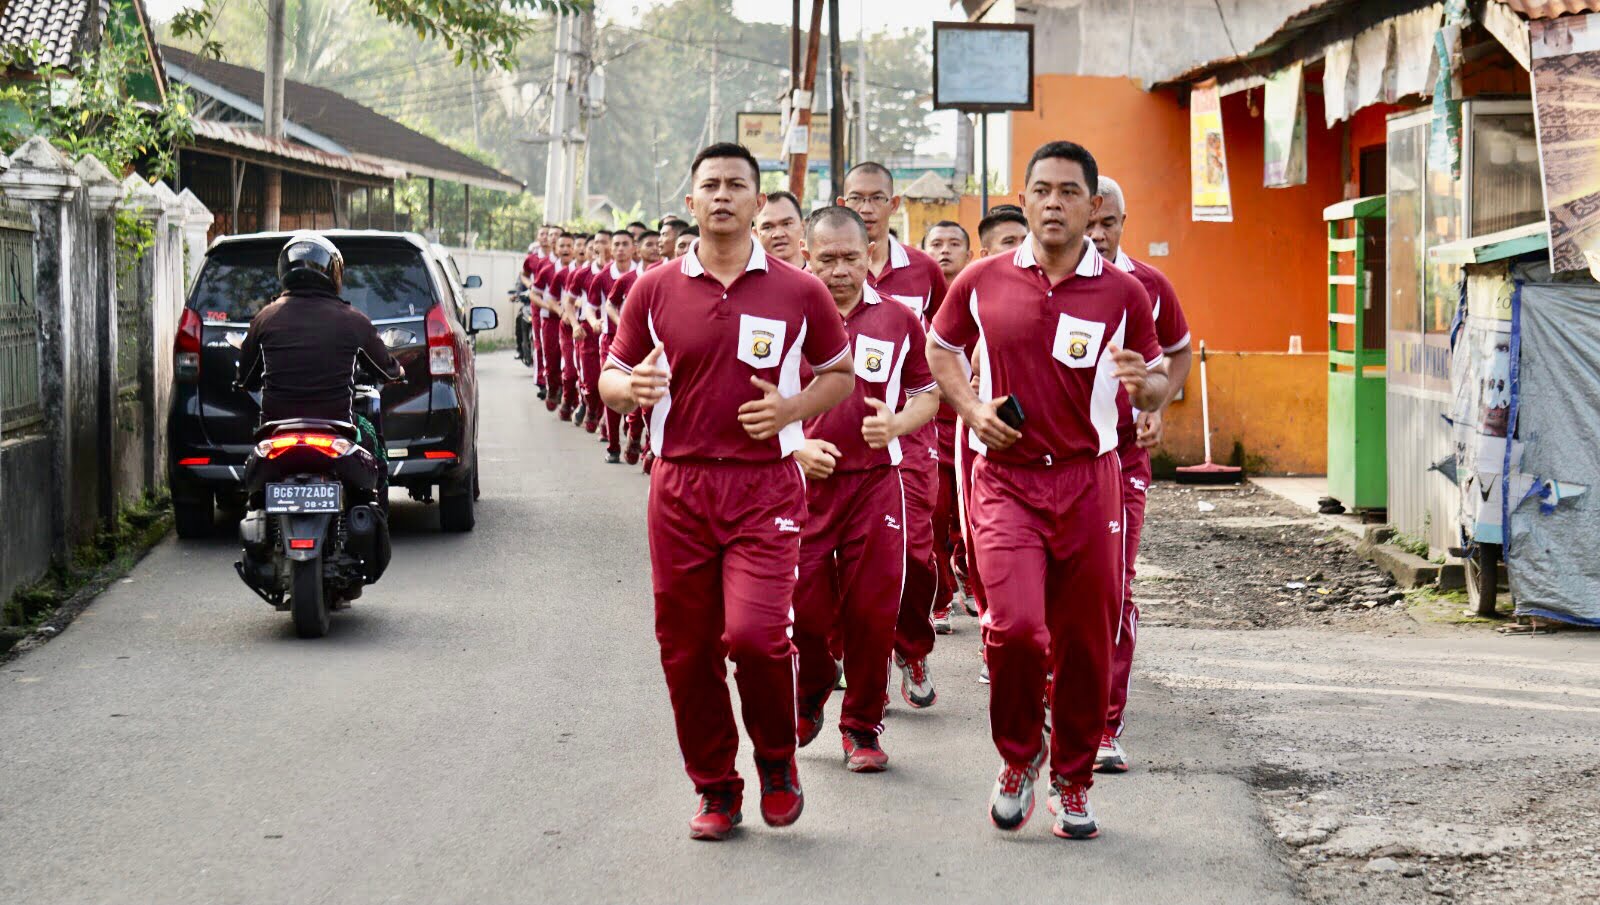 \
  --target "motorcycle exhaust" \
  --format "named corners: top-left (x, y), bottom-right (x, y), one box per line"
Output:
top-left (345, 504), bottom-right (391, 583)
